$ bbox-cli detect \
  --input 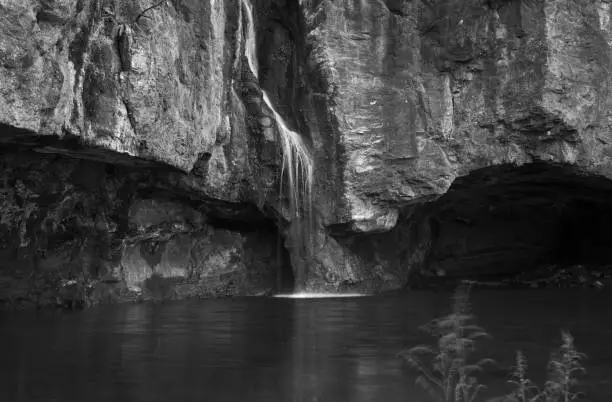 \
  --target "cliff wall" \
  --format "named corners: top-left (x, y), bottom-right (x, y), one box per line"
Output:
top-left (297, 0), bottom-right (612, 289)
top-left (2, 0), bottom-right (612, 306)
